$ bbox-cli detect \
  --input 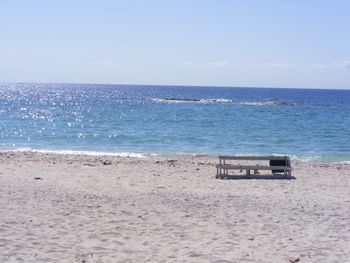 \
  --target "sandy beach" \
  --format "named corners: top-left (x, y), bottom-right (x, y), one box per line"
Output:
top-left (0, 151), bottom-right (350, 263)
